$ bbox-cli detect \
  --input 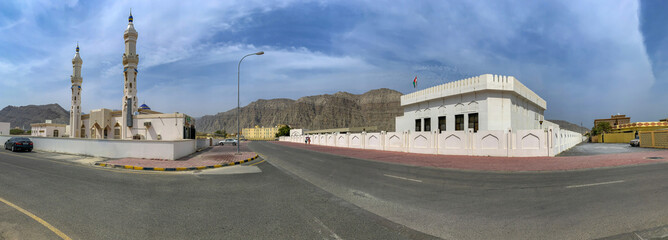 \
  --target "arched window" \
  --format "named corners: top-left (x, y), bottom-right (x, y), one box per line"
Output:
top-left (114, 123), bottom-right (121, 139)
